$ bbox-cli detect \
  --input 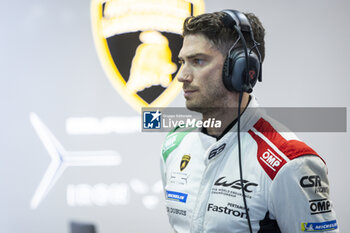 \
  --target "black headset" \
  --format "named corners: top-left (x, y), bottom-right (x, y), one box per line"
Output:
top-left (221, 9), bottom-right (263, 233)
top-left (221, 10), bottom-right (262, 93)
